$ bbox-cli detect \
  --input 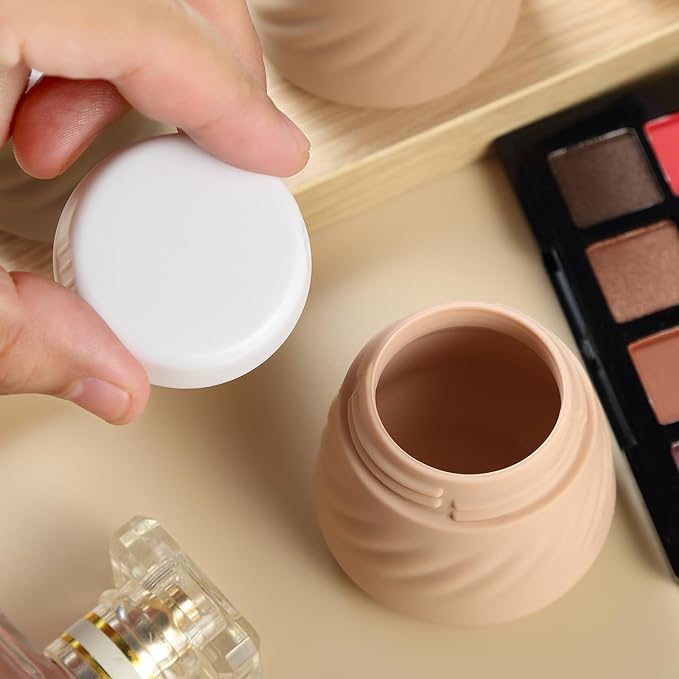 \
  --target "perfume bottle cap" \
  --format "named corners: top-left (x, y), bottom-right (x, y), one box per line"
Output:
top-left (46, 517), bottom-right (261, 679)
top-left (53, 134), bottom-right (311, 388)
